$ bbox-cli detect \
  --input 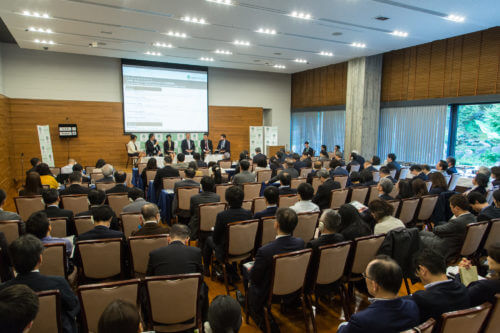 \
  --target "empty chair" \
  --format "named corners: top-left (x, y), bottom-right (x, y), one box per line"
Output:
top-left (31, 290), bottom-right (62, 333)
top-left (242, 200), bottom-right (253, 211)
top-left (279, 194), bottom-right (299, 208)
top-left (291, 178), bottom-right (307, 190)
top-left (484, 219), bottom-right (500, 250)
top-left (397, 198), bottom-right (420, 225)
top-left (78, 279), bottom-right (140, 333)
top-left (162, 177), bottom-right (181, 191)
top-left (300, 168), bottom-right (312, 178)
top-left (294, 212), bottom-right (319, 243)
top-left (61, 194), bottom-right (89, 215)
top-left (146, 170), bottom-right (157, 184)
top-left (260, 216), bottom-right (277, 247)
top-left (243, 183), bottom-right (261, 201)
top-left (460, 221), bottom-right (489, 258)
top-left (448, 173), bottom-right (461, 191)
top-left (415, 195), bottom-right (439, 228)
top-left (367, 185), bottom-right (380, 204)
top-left (85, 166), bottom-right (95, 174)
top-left (95, 182), bottom-right (115, 192)
top-left (398, 168), bottom-right (409, 180)
top-left (176, 187), bottom-right (200, 212)
top-left (252, 197), bottom-right (267, 215)
top-left (14, 195), bottom-right (44, 221)
top-left (401, 318), bottom-right (436, 333)
top-left (349, 186), bottom-right (369, 205)
top-left (387, 200), bottom-right (401, 217)
top-left (0, 220), bottom-right (23, 244)
top-left (145, 273), bottom-right (203, 332)
top-left (215, 184), bottom-right (232, 203)
top-left (330, 188), bottom-right (349, 210)
top-left (74, 216), bottom-right (94, 236)
top-left (90, 172), bottom-right (104, 183)
top-left (48, 218), bottom-right (67, 238)
top-left (334, 176), bottom-right (348, 189)
top-left (76, 238), bottom-right (123, 281)
top-left (439, 303), bottom-right (492, 333)
top-left (129, 235), bottom-right (169, 276)
top-left (257, 170), bottom-right (272, 183)
top-left (120, 213), bottom-right (142, 238)
top-left (39, 243), bottom-right (67, 278)
top-left (107, 193), bottom-right (129, 215)
top-left (198, 203), bottom-right (226, 243)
